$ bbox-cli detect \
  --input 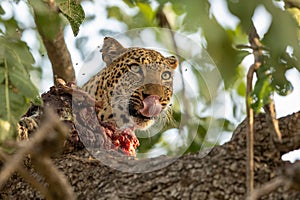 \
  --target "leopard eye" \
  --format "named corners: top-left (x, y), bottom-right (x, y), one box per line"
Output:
top-left (161, 71), bottom-right (171, 80)
top-left (130, 64), bottom-right (141, 73)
